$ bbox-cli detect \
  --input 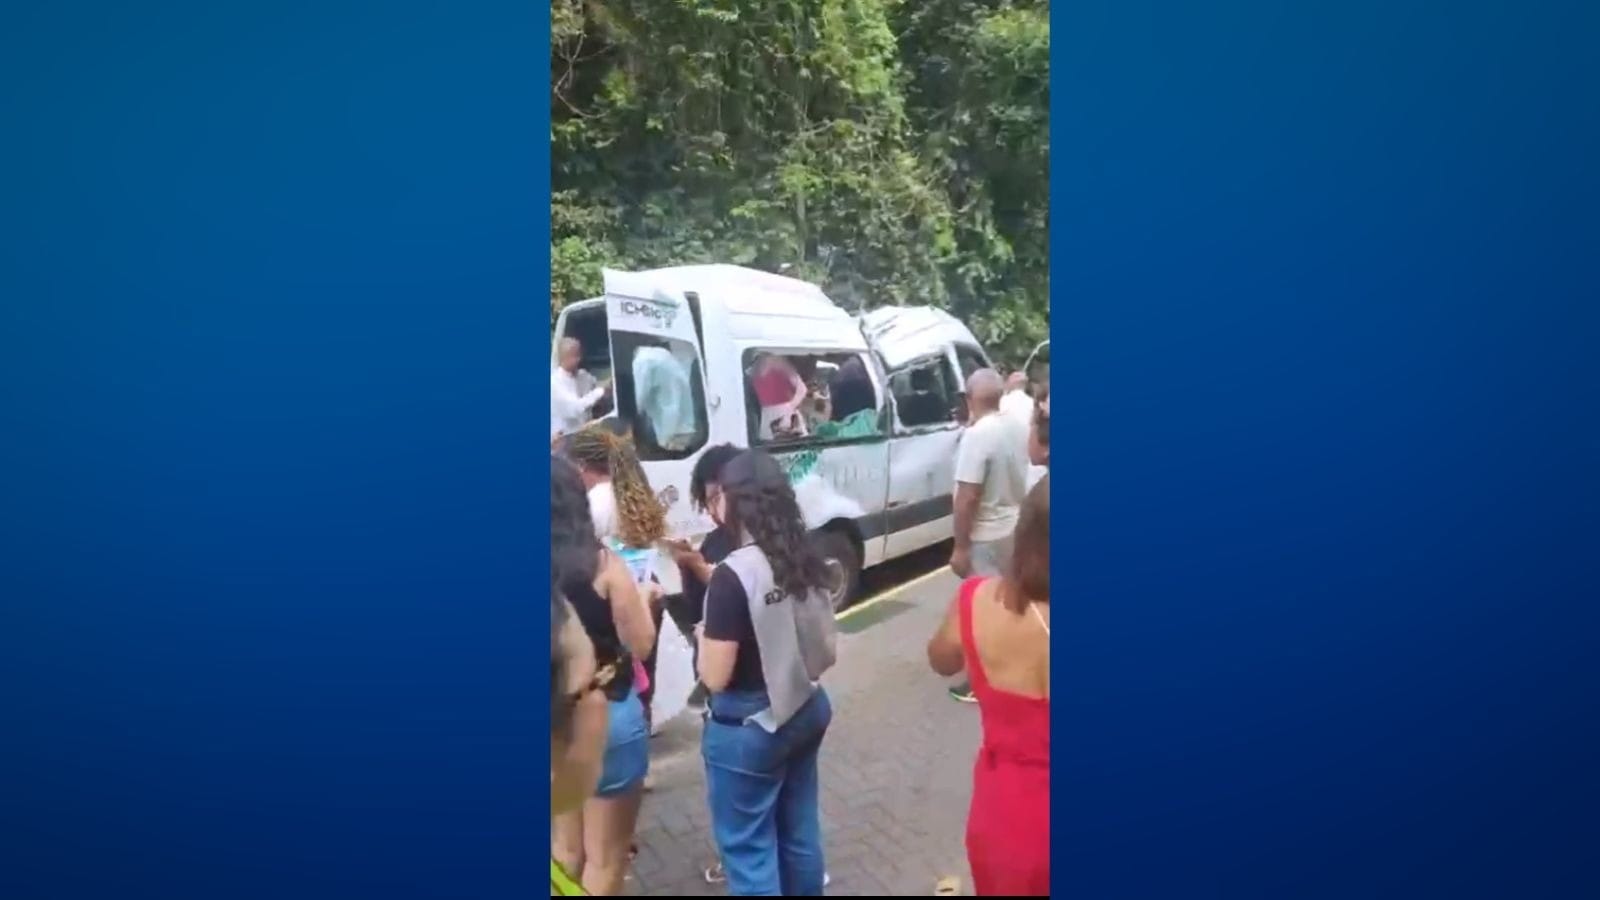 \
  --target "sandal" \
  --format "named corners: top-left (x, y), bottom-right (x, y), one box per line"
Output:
top-left (935, 875), bottom-right (961, 896)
